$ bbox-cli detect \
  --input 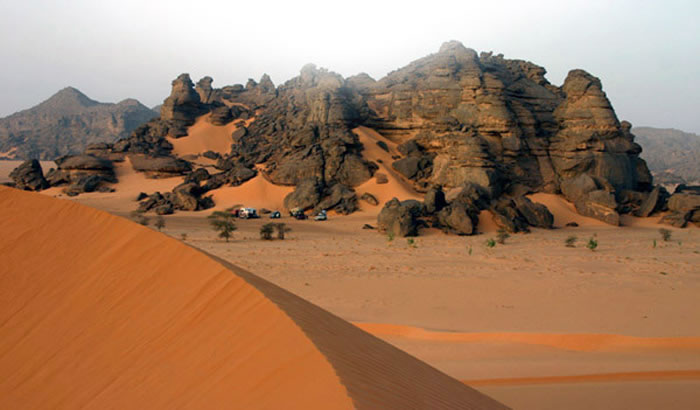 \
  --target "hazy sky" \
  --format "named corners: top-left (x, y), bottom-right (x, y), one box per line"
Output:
top-left (1, 0), bottom-right (698, 133)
